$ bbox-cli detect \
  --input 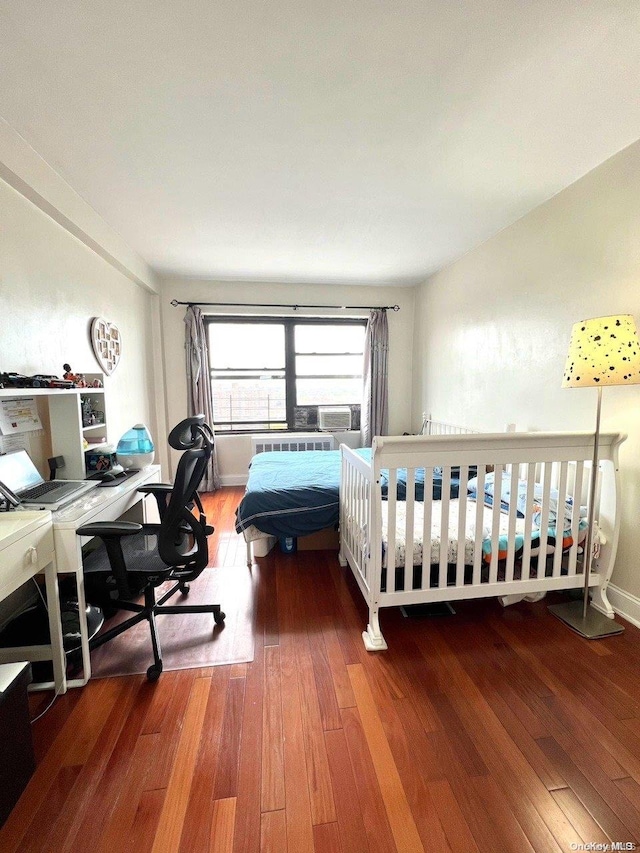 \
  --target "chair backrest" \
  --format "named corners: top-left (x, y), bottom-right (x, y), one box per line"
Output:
top-left (157, 416), bottom-right (214, 573)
